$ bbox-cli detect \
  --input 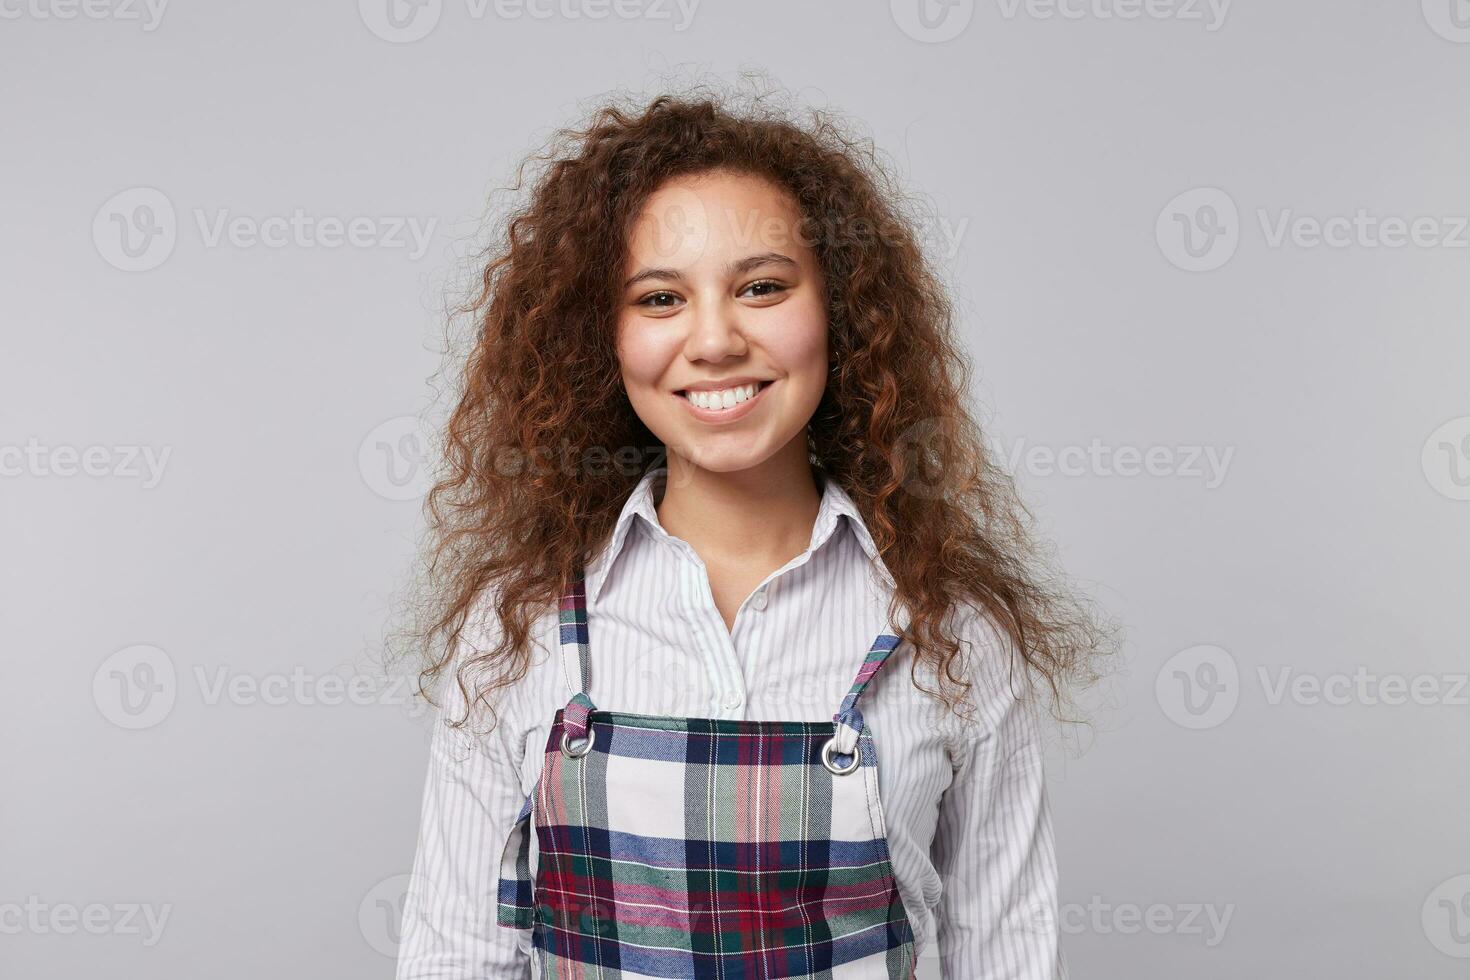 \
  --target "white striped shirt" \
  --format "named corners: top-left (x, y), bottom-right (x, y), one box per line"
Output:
top-left (397, 465), bottom-right (1066, 979)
